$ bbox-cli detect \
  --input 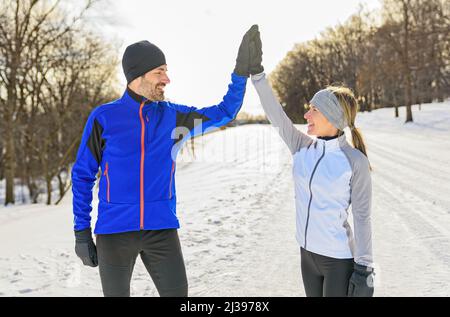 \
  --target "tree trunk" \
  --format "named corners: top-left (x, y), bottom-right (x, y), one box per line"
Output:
top-left (4, 111), bottom-right (16, 205)
top-left (405, 73), bottom-right (414, 123)
top-left (30, 183), bottom-right (39, 204)
top-left (394, 95), bottom-right (399, 118)
top-left (27, 177), bottom-right (40, 204)
top-left (403, 0), bottom-right (414, 123)
top-left (57, 172), bottom-right (66, 200)
top-left (4, 54), bottom-right (18, 205)
top-left (46, 175), bottom-right (52, 205)
top-left (55, 179), bottom-right (72, 206)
